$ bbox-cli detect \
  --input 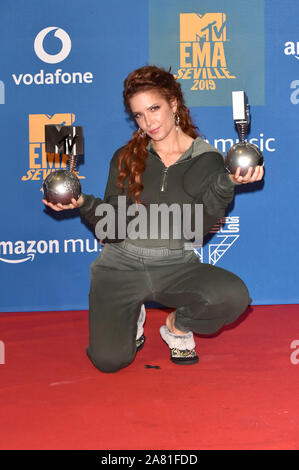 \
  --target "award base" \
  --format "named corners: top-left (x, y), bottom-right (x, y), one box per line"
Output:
top-left (225, 142), bottom-right (264, 177)
top-left (43, 170), bottom-right (81, 205)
